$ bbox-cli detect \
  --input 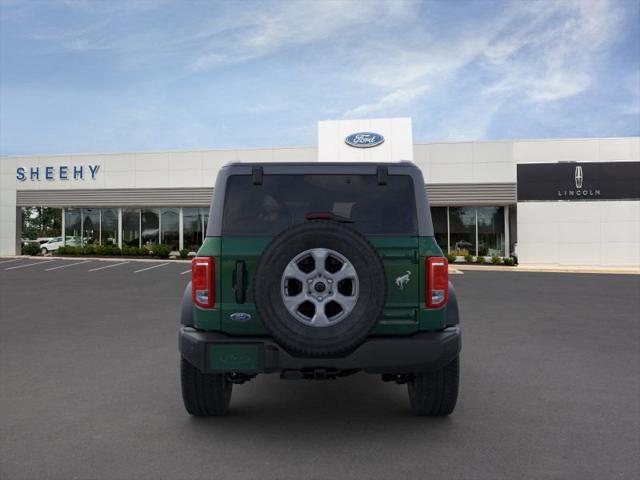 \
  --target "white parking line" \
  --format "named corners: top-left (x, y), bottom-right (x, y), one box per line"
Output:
top-left (180, 269), bottom-right (191, 275)
top-left (0, 258), bottom-right (24, 265)
top-left (133, 262), bottom-right (170, 274)
top-left (88, 261), bottom-right (130, 272)
top-left (45, 260), bottom-right (91, 271)
top-left (5, 260), bottom-right (55, 270)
